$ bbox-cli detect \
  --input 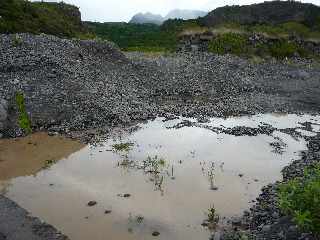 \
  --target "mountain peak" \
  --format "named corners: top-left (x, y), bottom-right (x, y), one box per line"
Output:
top-left (129, 9), bottom-right (208, 25)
